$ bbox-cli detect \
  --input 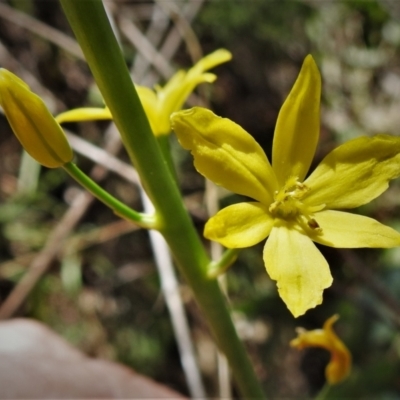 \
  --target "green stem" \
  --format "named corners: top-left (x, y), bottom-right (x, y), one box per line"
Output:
top-left (156, 135), bottom-right (179, 185)
top-left (208, 248), bottom-right (240, 279)
top-left (63, 162), bottom-right (156, 229)
top-left (59, 1), bottom-right (265, 398)
top-left (315, 383), bottom-right (331, 400)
